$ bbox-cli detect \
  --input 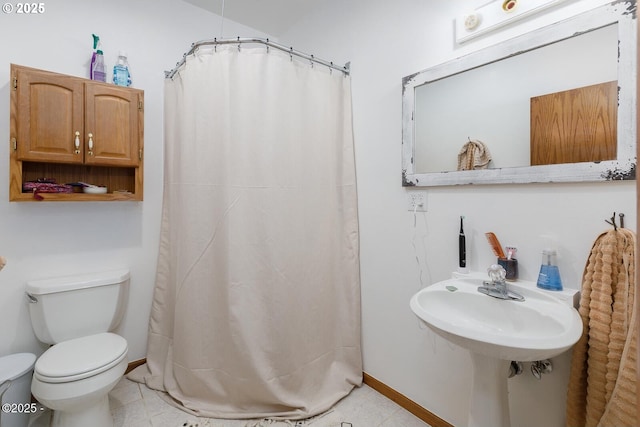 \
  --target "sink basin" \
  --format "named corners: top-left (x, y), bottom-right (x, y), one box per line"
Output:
top-left (410, 276), bottom-right (582, 361)
top-left (411, 274), bottom-right (583, 427)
